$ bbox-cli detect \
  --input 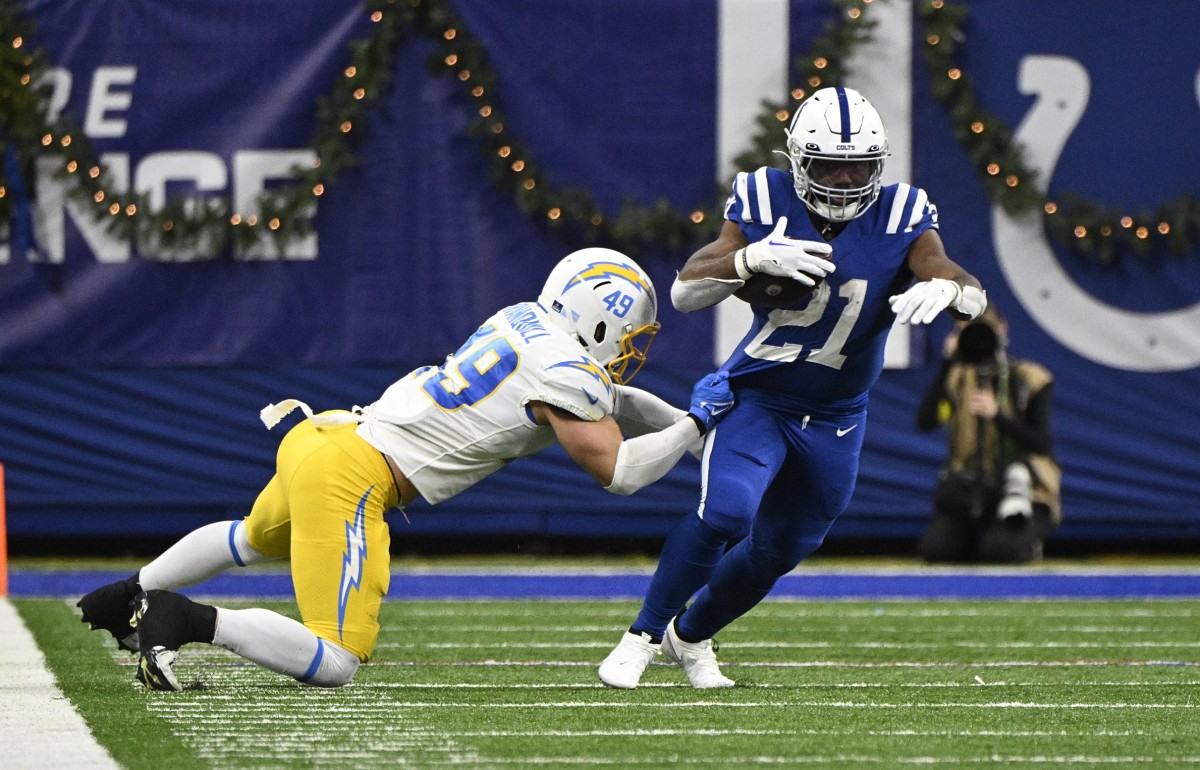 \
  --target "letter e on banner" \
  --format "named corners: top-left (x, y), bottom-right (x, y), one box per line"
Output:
top-left (84, 66), bottom-right (137, 138)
